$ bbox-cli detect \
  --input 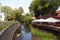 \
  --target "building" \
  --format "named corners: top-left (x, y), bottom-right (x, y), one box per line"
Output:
top-left (55, 7), bottom-right (60, 19)
top-left (0, 12), bottom-right (5, 21)
top-left (0, 3), bottom-right (5, 21)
